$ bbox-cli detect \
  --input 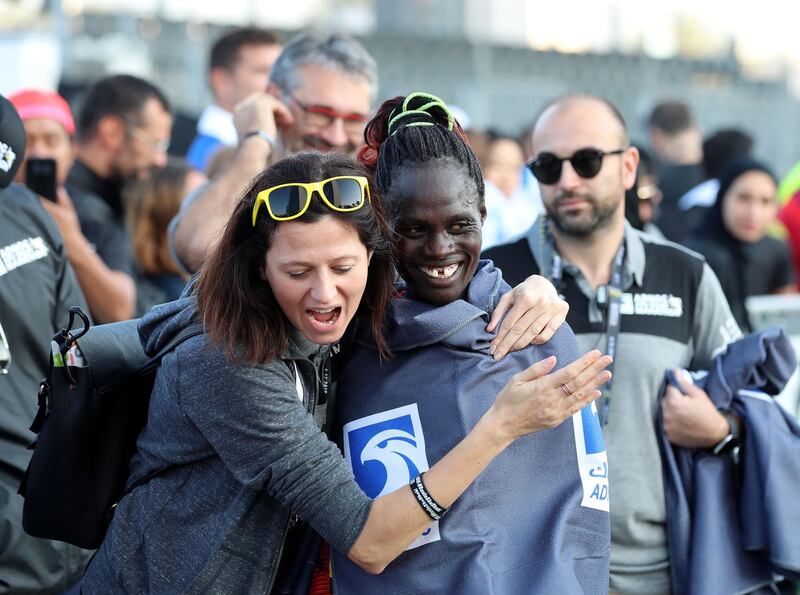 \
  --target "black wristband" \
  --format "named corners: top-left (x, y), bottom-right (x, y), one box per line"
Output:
top-left (409, 473), bottom-right (449, 521)
top-left (711, 411), bottom-right (742, 455)
top-left (722, 411), bottom-right (742, 444)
